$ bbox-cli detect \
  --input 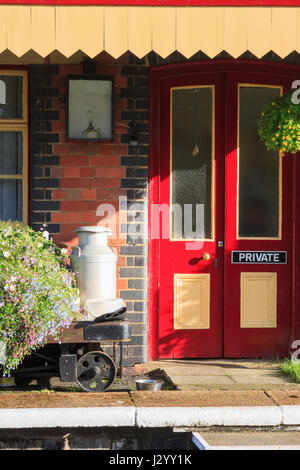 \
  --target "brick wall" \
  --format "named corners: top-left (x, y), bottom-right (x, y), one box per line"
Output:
top-left (30, 54), bottom-right (149, 366)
